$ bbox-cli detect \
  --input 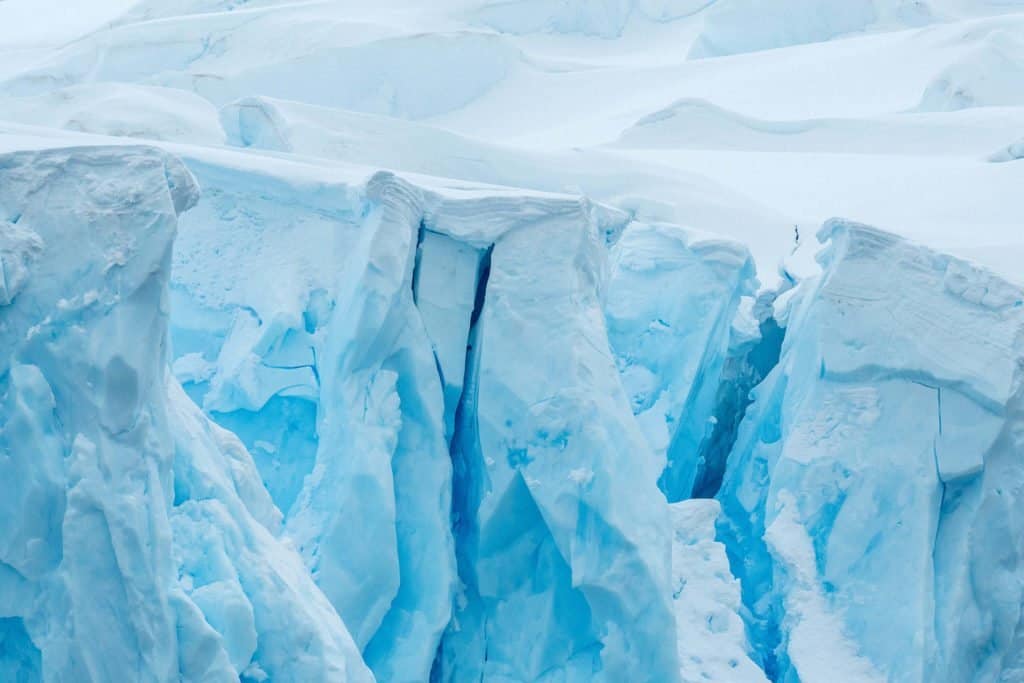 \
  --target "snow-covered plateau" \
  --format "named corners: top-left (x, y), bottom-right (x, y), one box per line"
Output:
top-left (1, 1), bottom-right (1023, 682)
